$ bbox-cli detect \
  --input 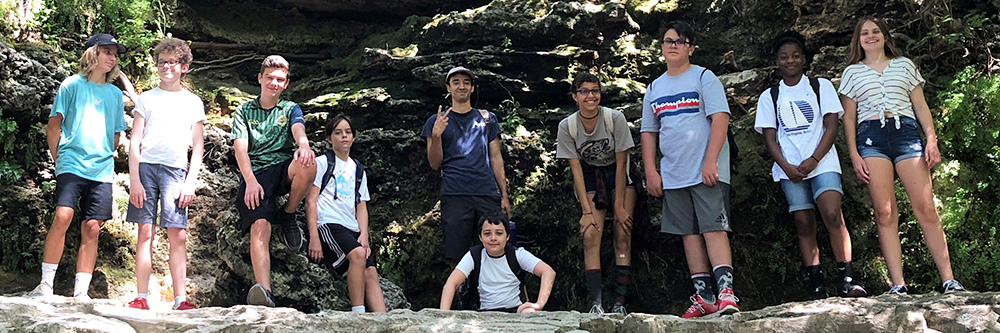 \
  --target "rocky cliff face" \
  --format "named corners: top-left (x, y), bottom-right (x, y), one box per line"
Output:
top-left (2, 292), bottom-right (998, 332)
top-left (2, 0), bottom-right (999, 316)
